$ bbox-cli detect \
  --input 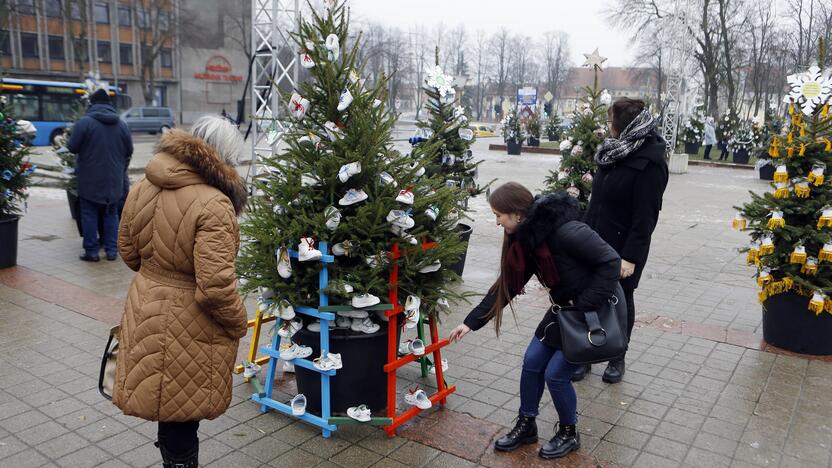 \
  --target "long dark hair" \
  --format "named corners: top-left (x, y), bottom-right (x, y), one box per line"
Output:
top-left (482, 182), bottom-right (534, 334)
